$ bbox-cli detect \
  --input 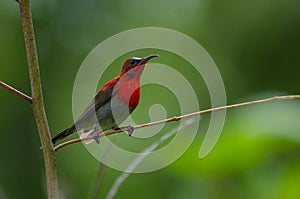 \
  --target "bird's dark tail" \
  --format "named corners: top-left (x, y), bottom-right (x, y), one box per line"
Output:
top-left (52, 125), bottom-right (76, 144)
